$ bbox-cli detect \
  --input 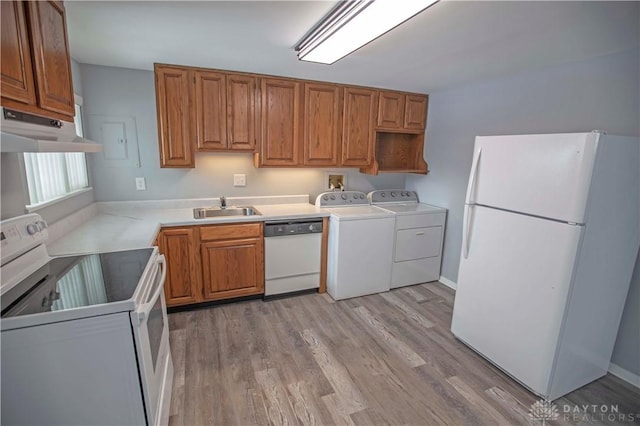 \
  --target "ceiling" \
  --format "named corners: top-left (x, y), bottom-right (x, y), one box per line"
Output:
top-left (66, 1), bottom-right (640, 93)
